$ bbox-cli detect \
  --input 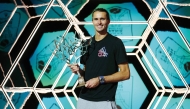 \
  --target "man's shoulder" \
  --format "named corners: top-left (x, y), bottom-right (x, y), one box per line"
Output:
top-left (107, 33), bottom-right (121, 42)
top-left (107, 33), bottom-right (118, 38)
